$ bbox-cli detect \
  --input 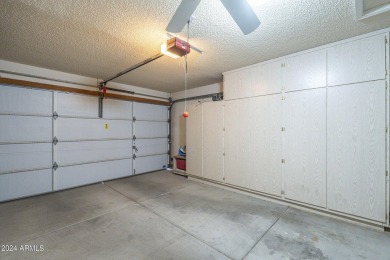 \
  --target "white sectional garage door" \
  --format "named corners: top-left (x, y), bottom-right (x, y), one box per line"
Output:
top-left (54, 93), bottom-right (133, 190)
top-left (0, 84), bottom-right (168, 202)
top-left (133, 103), bottom-right (168, 174)
top-left (0, 85), bottom-right (53, 201)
